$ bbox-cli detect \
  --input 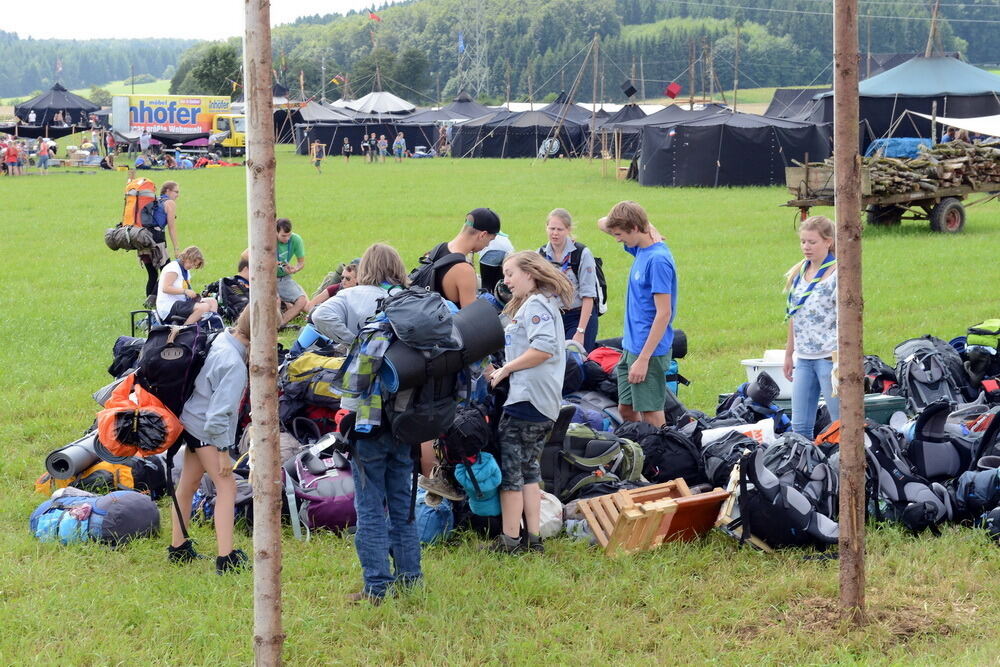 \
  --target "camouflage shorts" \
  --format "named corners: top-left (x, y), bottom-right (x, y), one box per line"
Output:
top-left (497, 415), bottom-right (553, 491)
